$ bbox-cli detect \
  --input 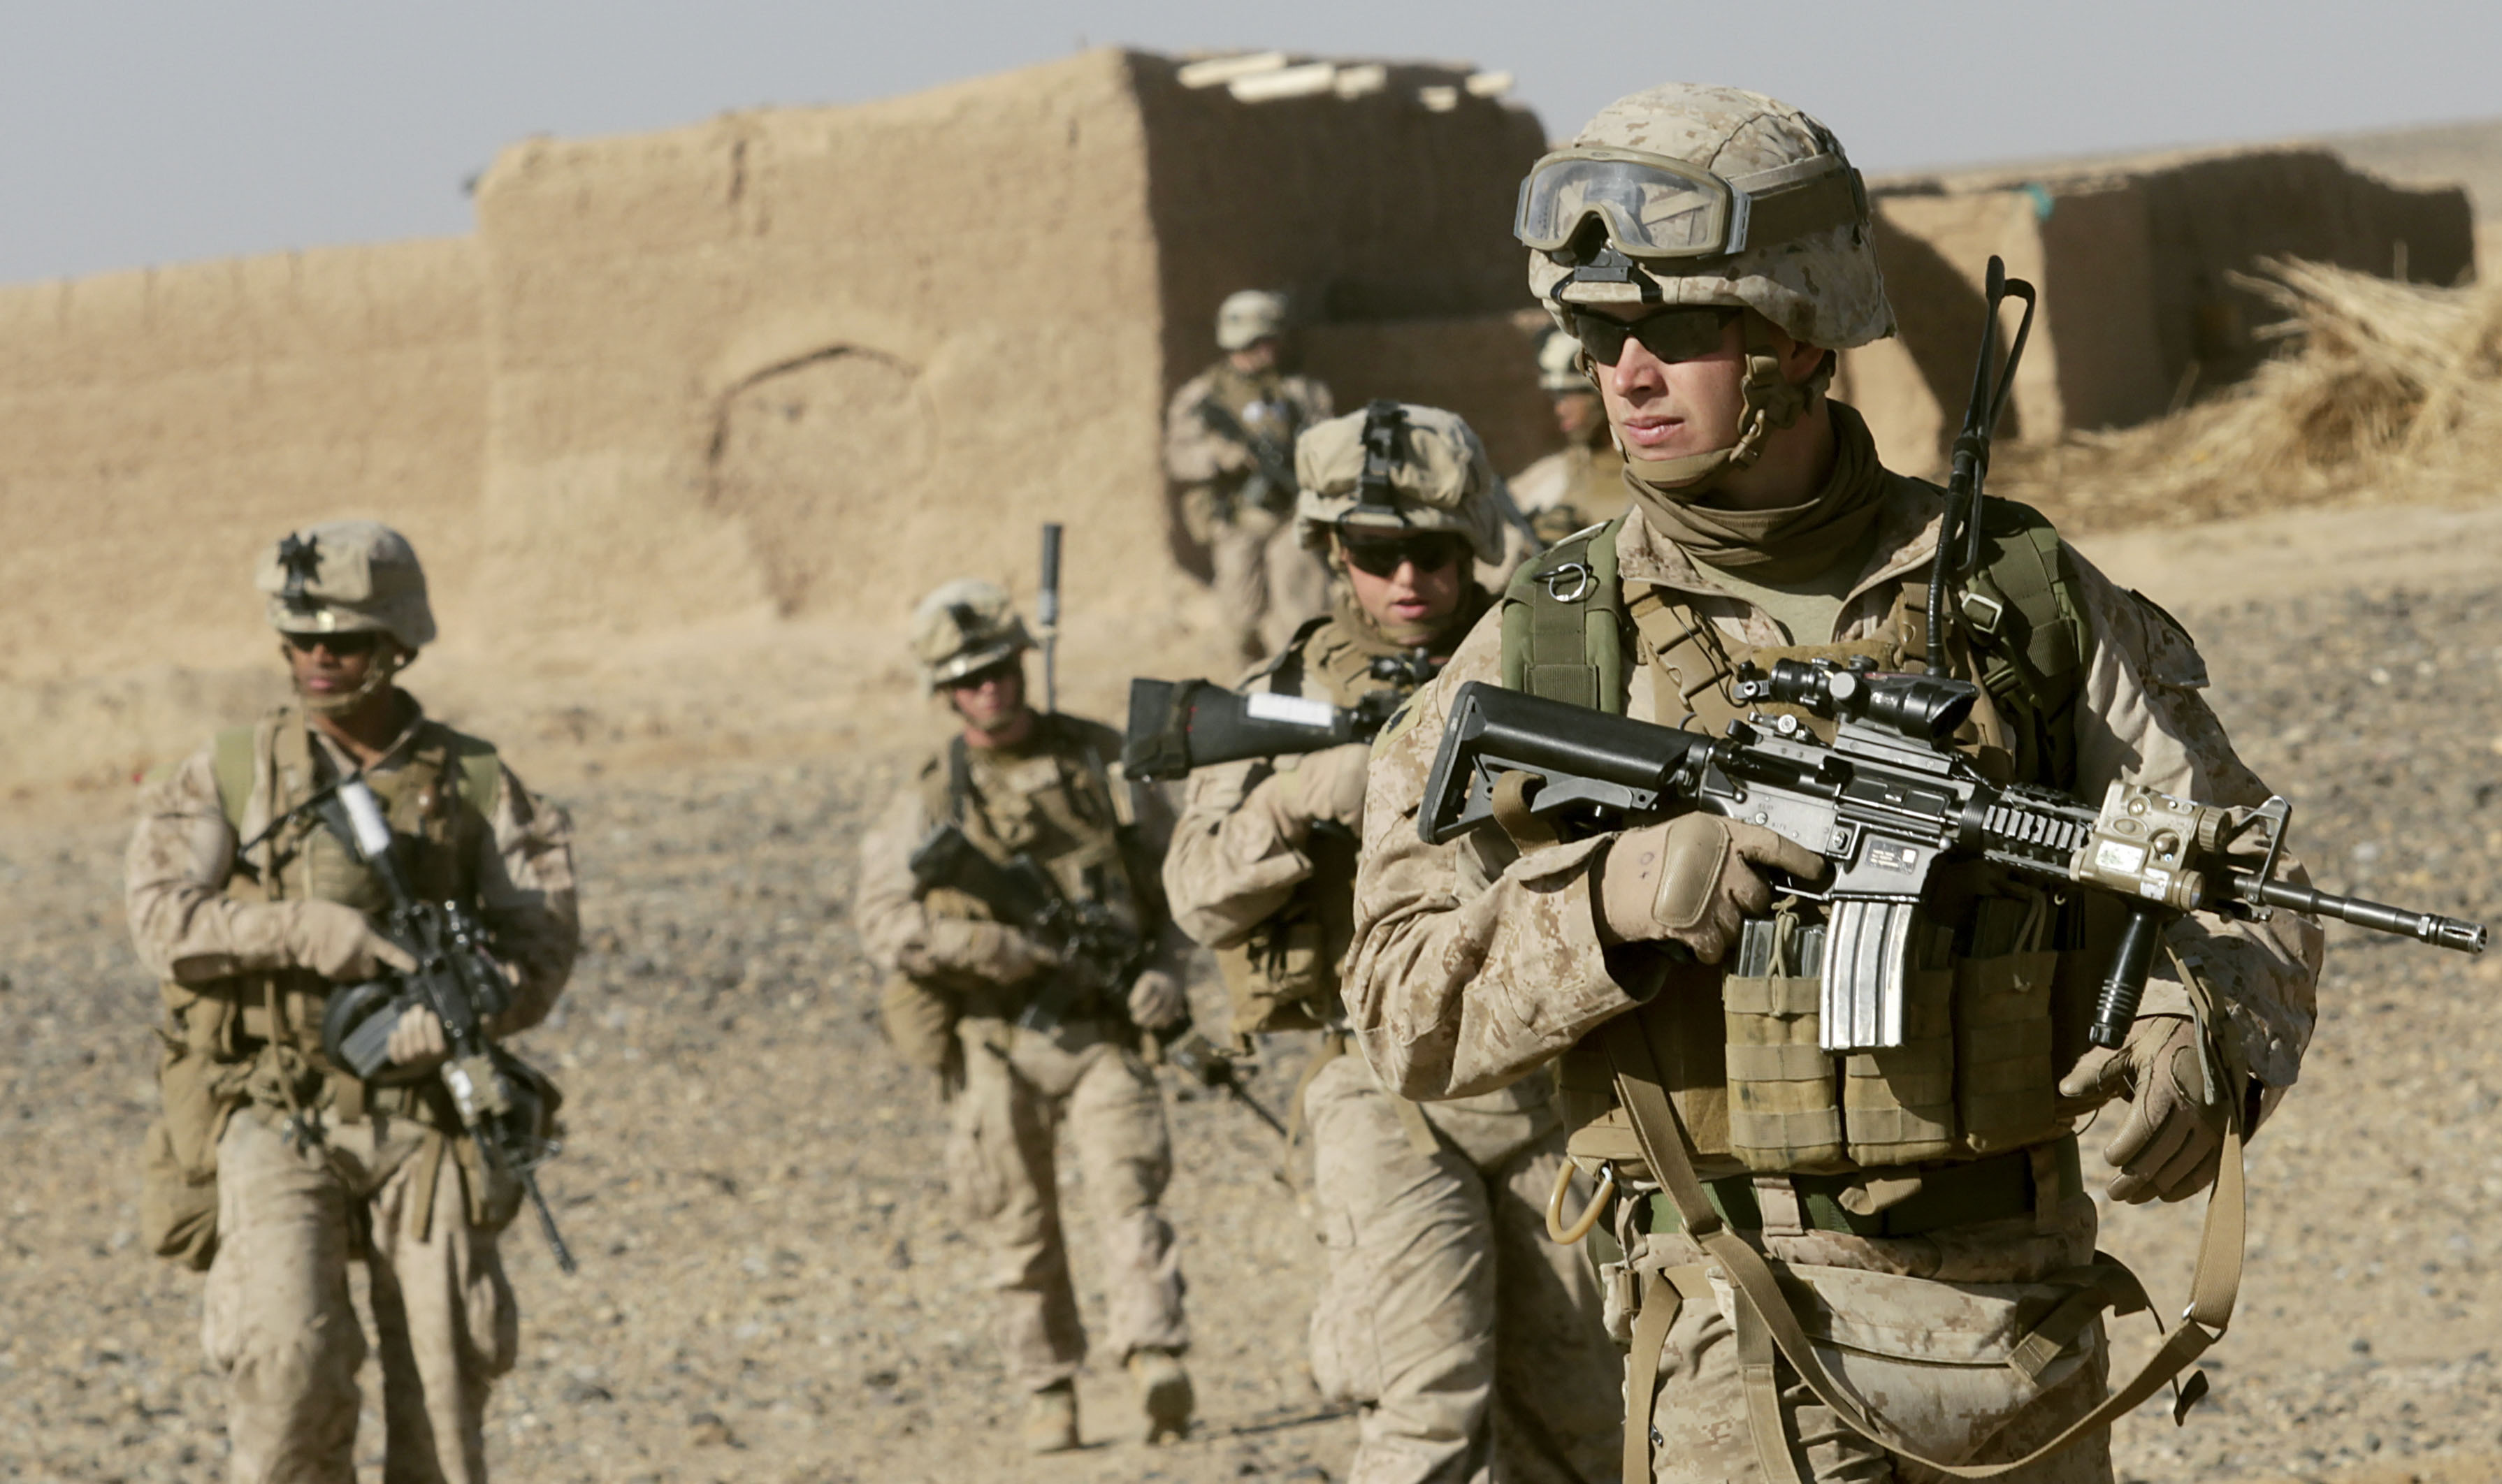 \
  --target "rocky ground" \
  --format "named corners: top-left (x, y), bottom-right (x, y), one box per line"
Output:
top-left (6, 570), bottom-right (2502, 1483)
